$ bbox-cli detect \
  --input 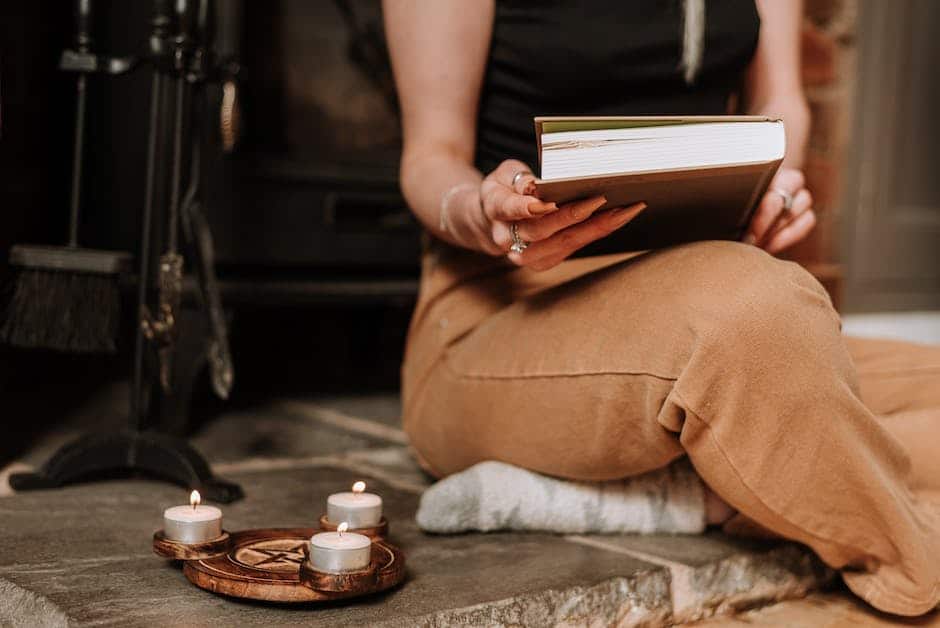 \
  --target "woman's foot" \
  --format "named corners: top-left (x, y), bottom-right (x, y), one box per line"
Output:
top-left (416, 459), bottom-right (708, 535)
